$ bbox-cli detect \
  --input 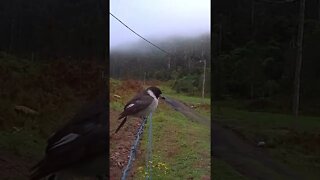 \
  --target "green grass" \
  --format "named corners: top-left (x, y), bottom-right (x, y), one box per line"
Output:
top-left (214, 105), bottom-right (320, 179)
top-left (159, 84), bottom-right (211, 105)
top-left (214, 107), bottom-right (320, 133)
top-left (213, 159), bottom-right (249, 180)
top-left (0, 130), bottom-right (45, 159)
top-left (133, 104), bottom-right (211, 179)
top-left (158, 84), bottom-right (211, 117)
top-left (110, 100), bottom-right (123, 111)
